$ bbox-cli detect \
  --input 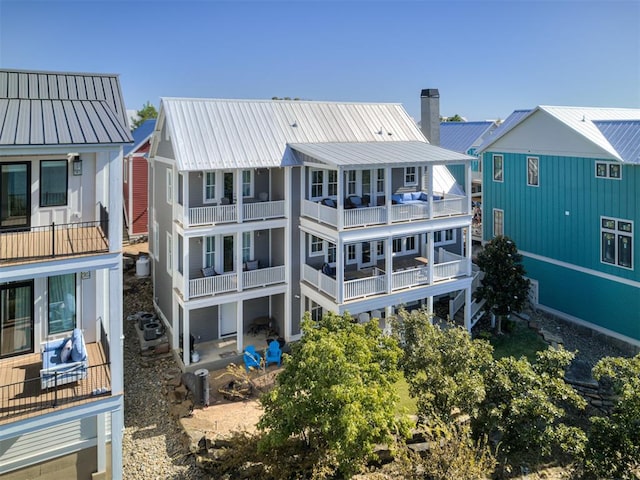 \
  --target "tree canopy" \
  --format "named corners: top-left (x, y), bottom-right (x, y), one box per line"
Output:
top-left (258, 311), bottom-right (410, 478)
top-left (131, 101), bottom-right (157, 130)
